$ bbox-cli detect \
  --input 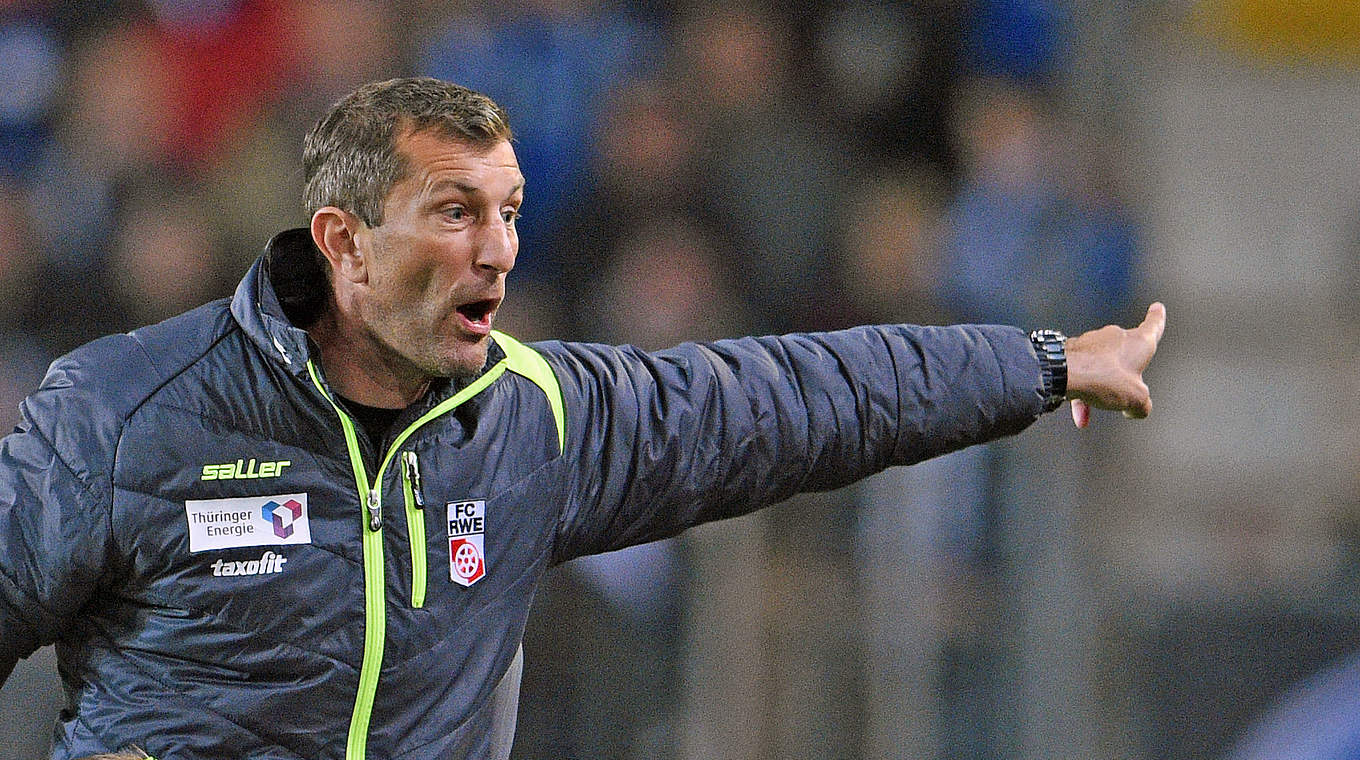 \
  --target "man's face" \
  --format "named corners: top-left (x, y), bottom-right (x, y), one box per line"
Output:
top-left (352, 130), bottom-right (523, 380)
